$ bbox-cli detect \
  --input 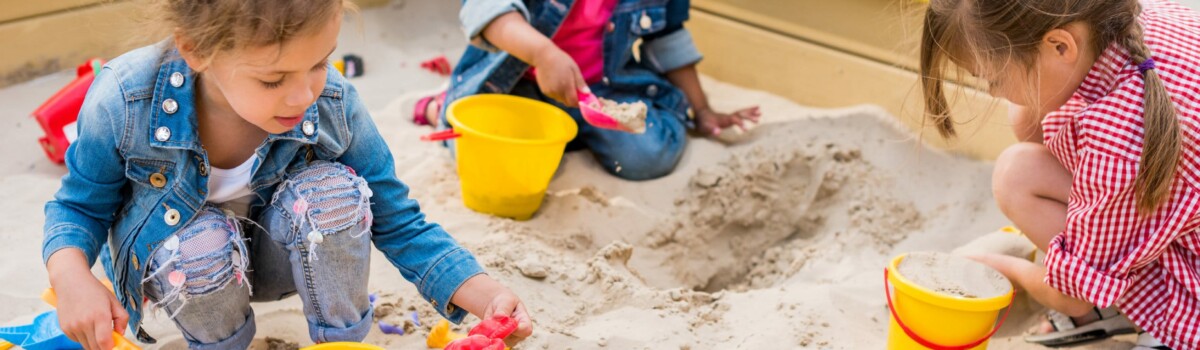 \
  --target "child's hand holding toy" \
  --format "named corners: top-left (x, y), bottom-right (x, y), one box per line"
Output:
top-left (530, 43), bottom-right (588, 108)
top-left (450, 275), bottom-right (533, 346)
top-left (444, 315), bottom-right (519, 350)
